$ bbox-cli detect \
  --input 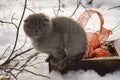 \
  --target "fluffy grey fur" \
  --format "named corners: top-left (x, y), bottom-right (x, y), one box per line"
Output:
top-left (24, 13), bottom-right (87, 61)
